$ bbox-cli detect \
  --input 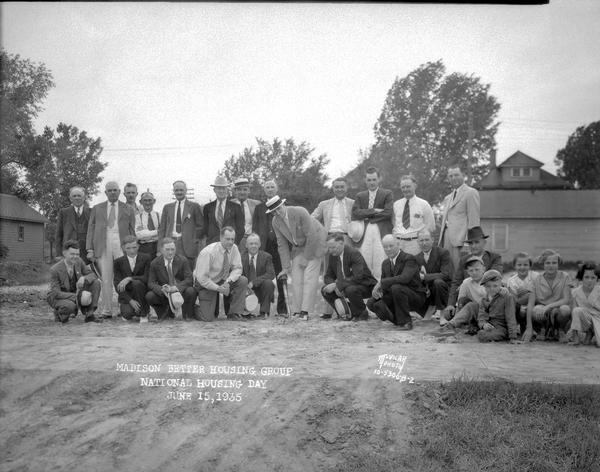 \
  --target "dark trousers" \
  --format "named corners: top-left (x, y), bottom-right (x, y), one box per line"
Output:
top-left (251, 279), bottom-right (275, 314)
top-left (118, 279), bottom-right (150, 319)
top-left (425, 278), bottom-right (449, 310)
top-left (367, 284), bottom-right (425, 326)
top-left (321, 283), bottom-right (372, 317)
top-left (50, 279), bottom-right (101, 321)
top-left (138, 242), bottom-right (157, 258)
top-left (78, 238), bottom-right (90, 265)
top-left (266, 236), bottom-right (287, 314)
top-left (145, 287), bottom-right (198, 320)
